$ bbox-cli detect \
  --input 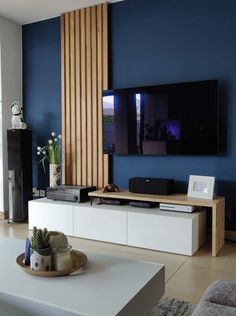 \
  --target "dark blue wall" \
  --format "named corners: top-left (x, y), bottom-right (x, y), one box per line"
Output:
top-left (23, 0), bottom-right (236, 230)
top-left (109, 0), bottom-right (236, 230)
top-left (23, 17), bottom-right (61, 188)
